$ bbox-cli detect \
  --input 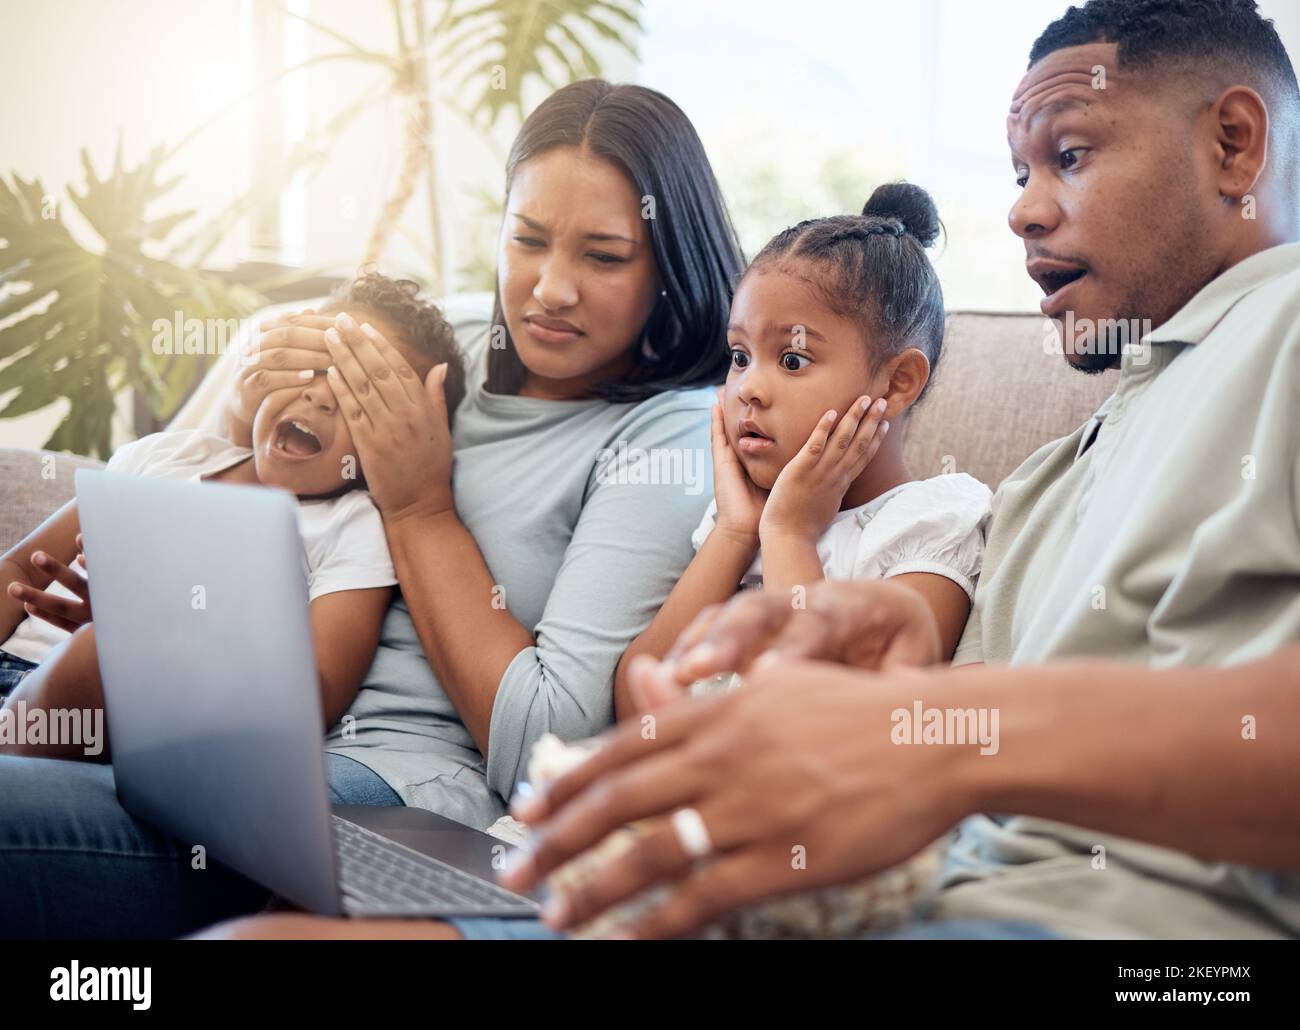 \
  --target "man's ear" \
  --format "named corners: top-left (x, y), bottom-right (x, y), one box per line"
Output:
top-left (1212, 85), bottom-right (1270, 201)
top-left (879, 348), bottom-right (931, 418)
